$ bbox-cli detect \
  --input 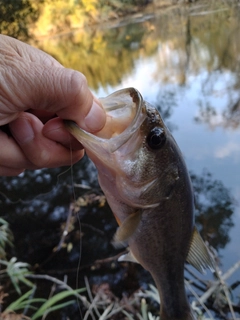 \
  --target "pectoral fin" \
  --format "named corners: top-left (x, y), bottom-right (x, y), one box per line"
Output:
top-left (186, 226), bottom-right (215, 274)
top-left (118, 249), bottom-right (140, 264)
top-left (113, 210), bottom-right (142, 246)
